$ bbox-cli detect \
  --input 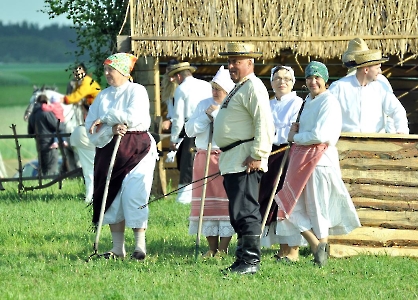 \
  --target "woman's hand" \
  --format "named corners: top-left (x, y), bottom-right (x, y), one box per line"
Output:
top-left (288, 122), bottom-right (299, 142)
top-left (112, 124), bottom-right (128, 136)
top-left (89, 118), bottom-right (102, 134)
